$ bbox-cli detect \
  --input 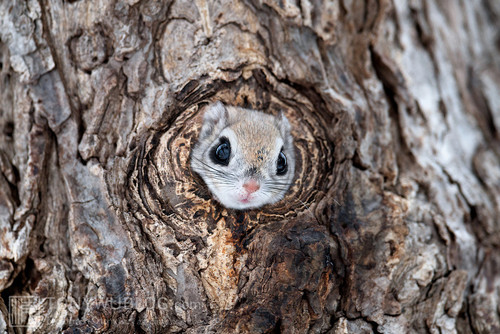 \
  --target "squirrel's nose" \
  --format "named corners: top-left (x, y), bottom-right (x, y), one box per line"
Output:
top-left (243, 180), bottom-right (260, 194)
